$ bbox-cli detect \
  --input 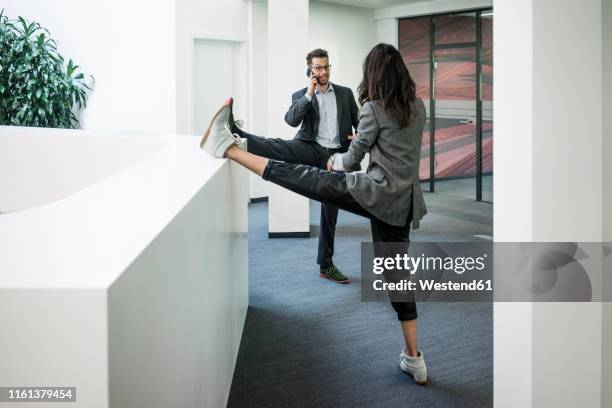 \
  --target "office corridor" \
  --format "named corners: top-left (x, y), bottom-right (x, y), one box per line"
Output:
top-left (228, 180), bottom-right (493, 408)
